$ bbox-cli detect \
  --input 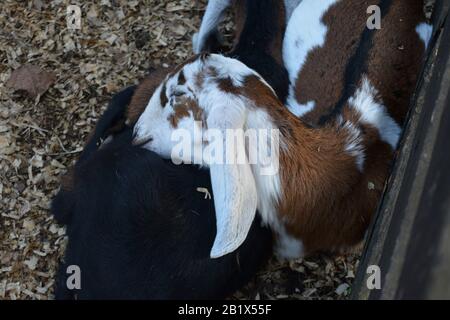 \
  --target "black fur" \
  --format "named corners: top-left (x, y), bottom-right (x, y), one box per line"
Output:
top-left (53, 90), bottom-right (272, 300)
top-left (227, 0), bottom-right (289, 103)
top-left (78, 86), bottom-right (136, 165)
top-left (199, 29), bottom-right (227, 54)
